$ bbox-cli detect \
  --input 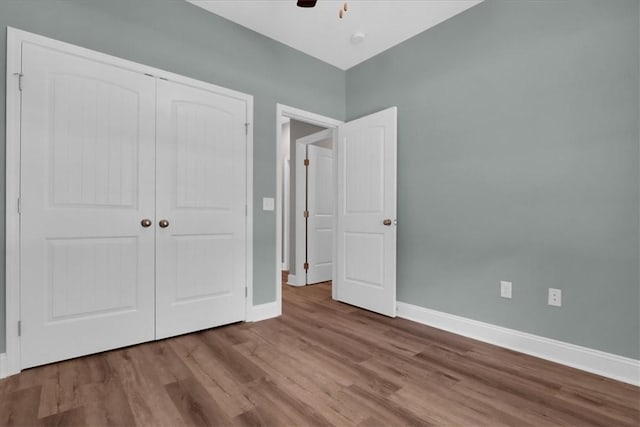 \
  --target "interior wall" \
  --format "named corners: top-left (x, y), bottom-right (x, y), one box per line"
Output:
top-left (346, 0), bottom-right (640, 359)
top-left (0, 0), bottom-right (346, 353)
top-left (288, 120), bottom-right (327, 277)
